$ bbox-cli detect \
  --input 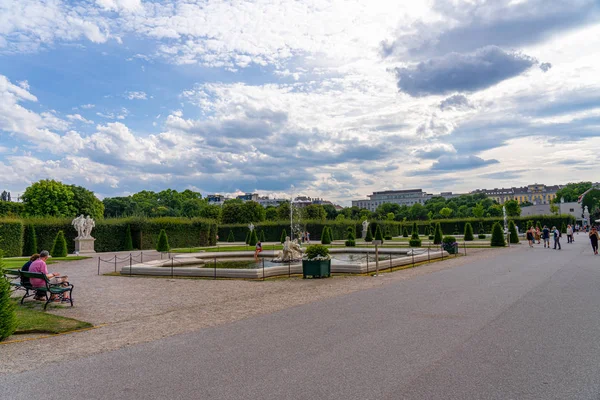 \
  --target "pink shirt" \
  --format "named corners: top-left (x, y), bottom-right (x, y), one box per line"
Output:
top-left (29, 259), bottom-right (48, 287)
